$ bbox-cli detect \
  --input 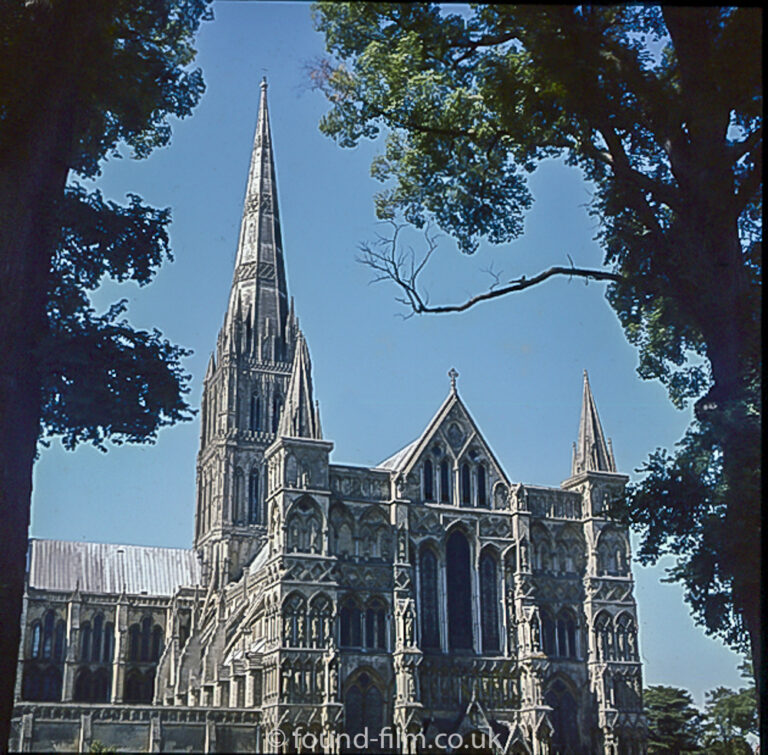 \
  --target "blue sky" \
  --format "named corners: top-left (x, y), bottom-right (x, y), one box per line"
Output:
top-left (30, 2), bottom-right (746, 705)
